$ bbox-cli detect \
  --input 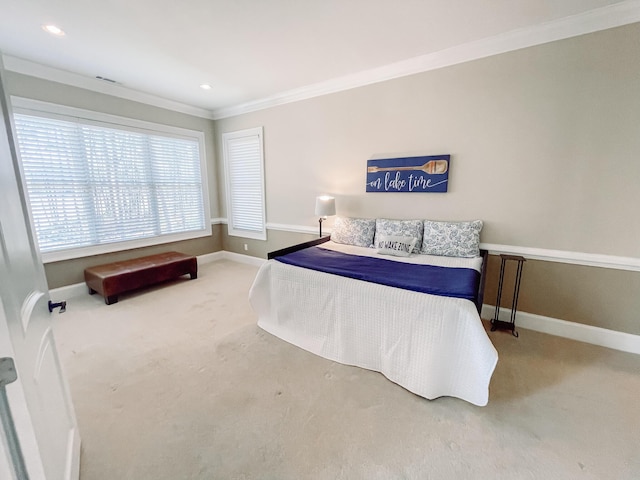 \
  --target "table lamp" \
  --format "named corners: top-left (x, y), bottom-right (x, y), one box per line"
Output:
top-left (314, 195), bottom-right (335, 237)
